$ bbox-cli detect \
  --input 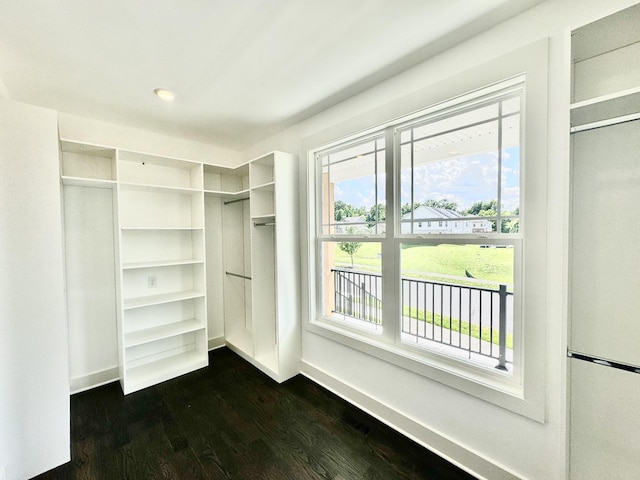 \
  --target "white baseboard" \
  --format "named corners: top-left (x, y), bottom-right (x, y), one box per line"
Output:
top-left (301, 360), bottom-right (521, 480)
top-left (69, 337), bottom-right (225, 395)
top-left (208, 335), bottom-right (225, 351)
top-left (70, 366), bottom-right (119, 394)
